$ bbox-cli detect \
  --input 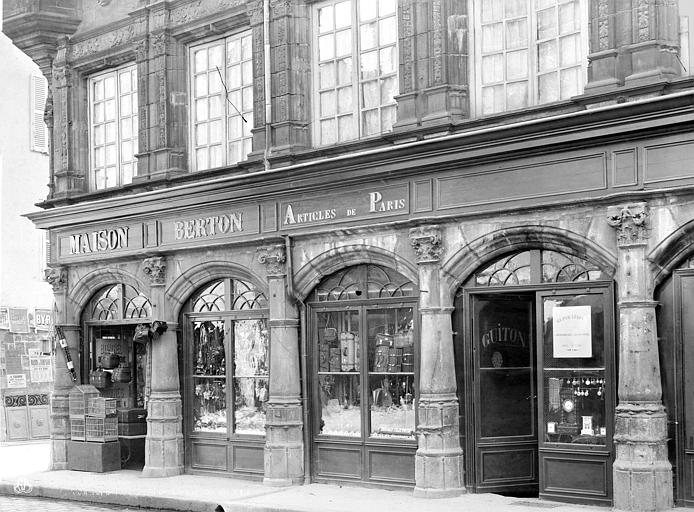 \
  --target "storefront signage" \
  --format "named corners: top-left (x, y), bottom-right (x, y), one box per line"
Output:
top-left (0, 307), bottom-right (8, 330)
top-left (8, 307), bottom-right (29, 333)
top-left (34, 309), bottom-right (53, 332)
top-left (159, 205), bottom-right (260, 247)
top-left (7, 374), bottom-right (27, 389)
top-left (68, 226), bottom-right (129, 255)
top-left (280, 185), bottom-right (409, 229)
top-left (553, 305), bottom-right (592, 358)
